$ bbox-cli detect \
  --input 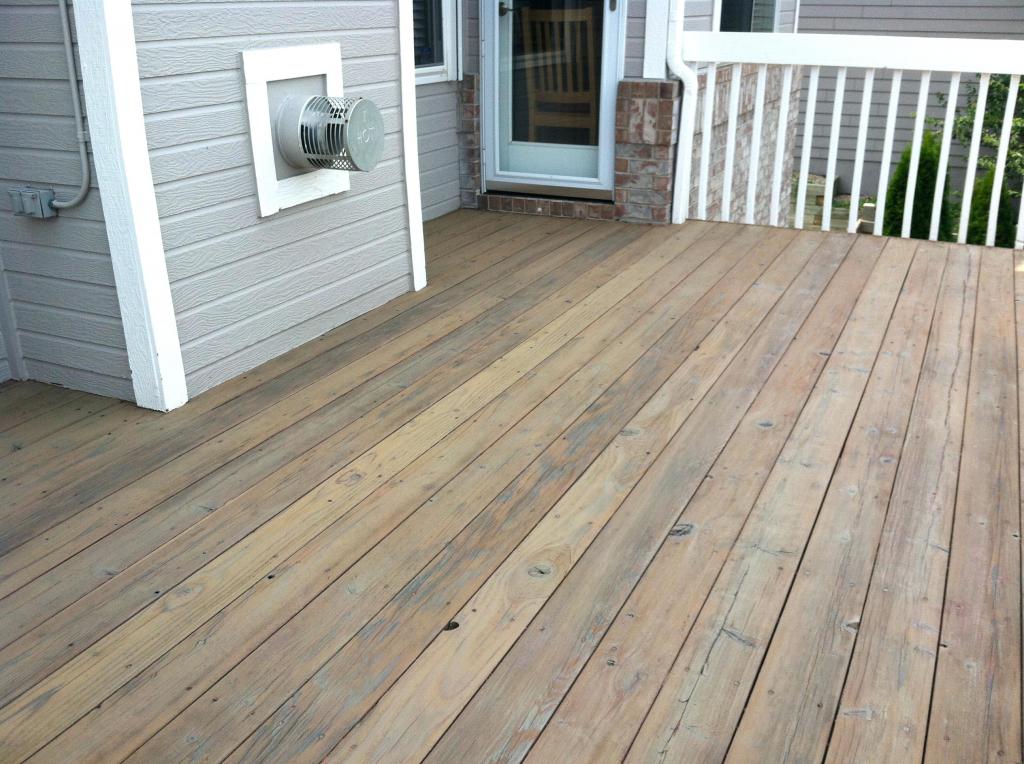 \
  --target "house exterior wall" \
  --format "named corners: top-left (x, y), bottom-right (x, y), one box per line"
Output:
top-left (0, 1), bottom-right (134, 400)
top-left (798, 0), bottom-right (1024, 195)
top-left (416, 81), bottom-right (462, 220)
top-left (0, 324), bottom-right (8, 383)
top-left (130, 0), bottom-right (416, 398)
